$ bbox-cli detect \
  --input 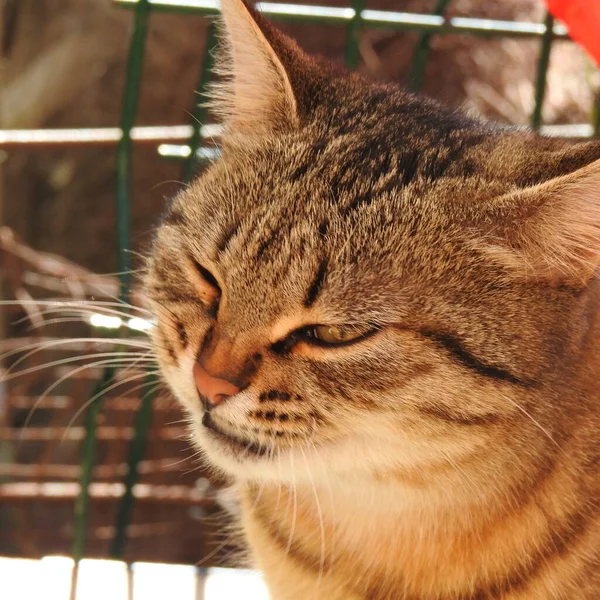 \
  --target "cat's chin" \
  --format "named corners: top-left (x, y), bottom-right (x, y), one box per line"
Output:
top-left (197, 434), bottom-right (288, 482)
top-left (201, 412), bottom-right (272, 459)
top-left (192, 413), bottom-right (317, 481)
